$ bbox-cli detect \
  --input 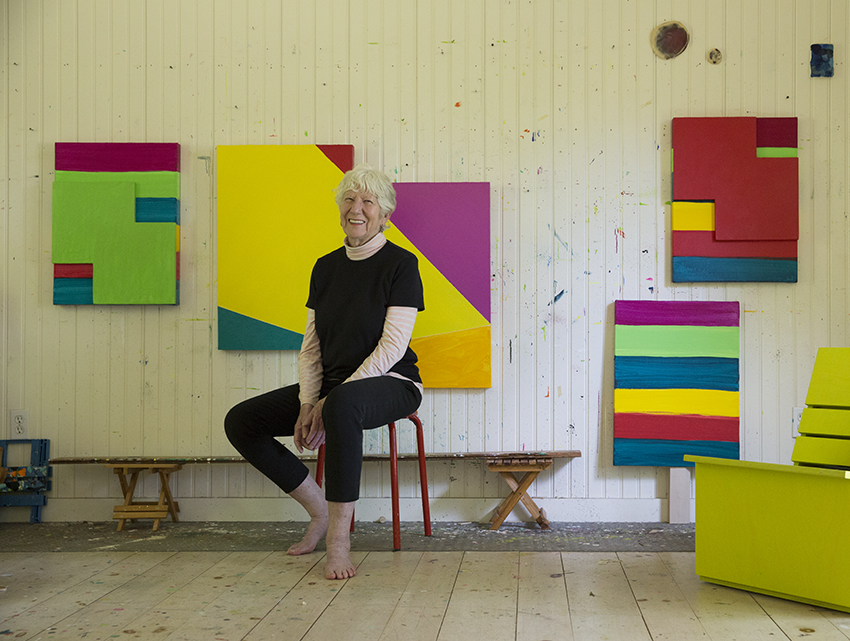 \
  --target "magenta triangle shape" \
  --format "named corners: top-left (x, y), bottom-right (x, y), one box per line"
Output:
top-left (392, 182), bottom-right (490, 322)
